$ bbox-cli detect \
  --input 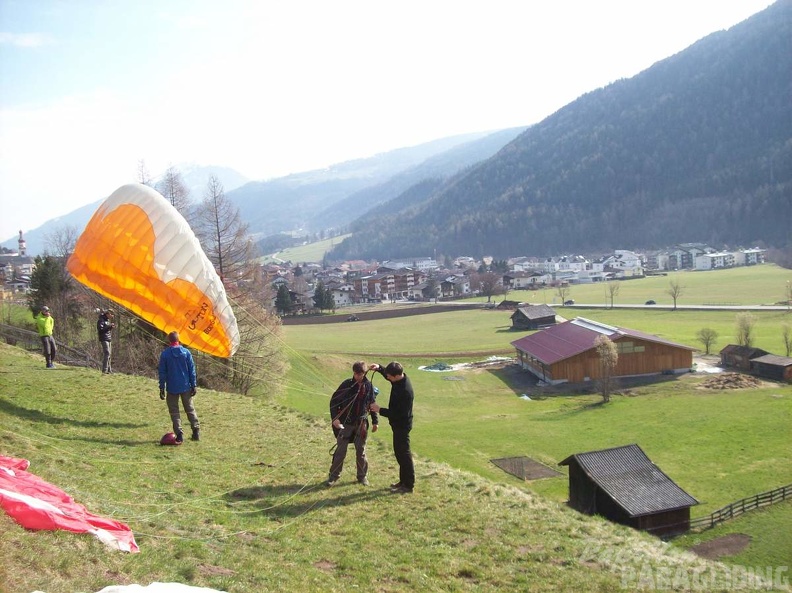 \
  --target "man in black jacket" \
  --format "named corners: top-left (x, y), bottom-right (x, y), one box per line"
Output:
top-left (370, 361), bottom-right (415, 493)
top-left (97, 309), bottom-right (115, 374)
